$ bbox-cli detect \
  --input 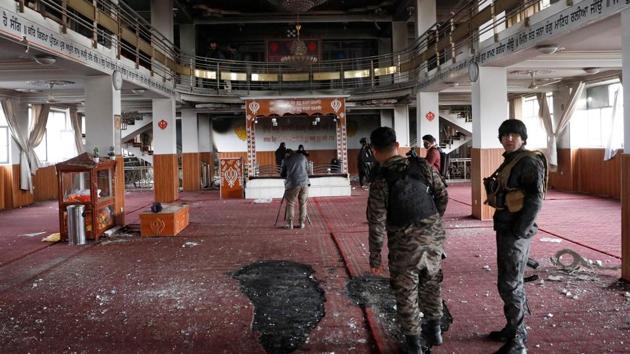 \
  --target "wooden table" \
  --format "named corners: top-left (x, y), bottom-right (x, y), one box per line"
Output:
top-left (140, 204), bottom-right (190, 237)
